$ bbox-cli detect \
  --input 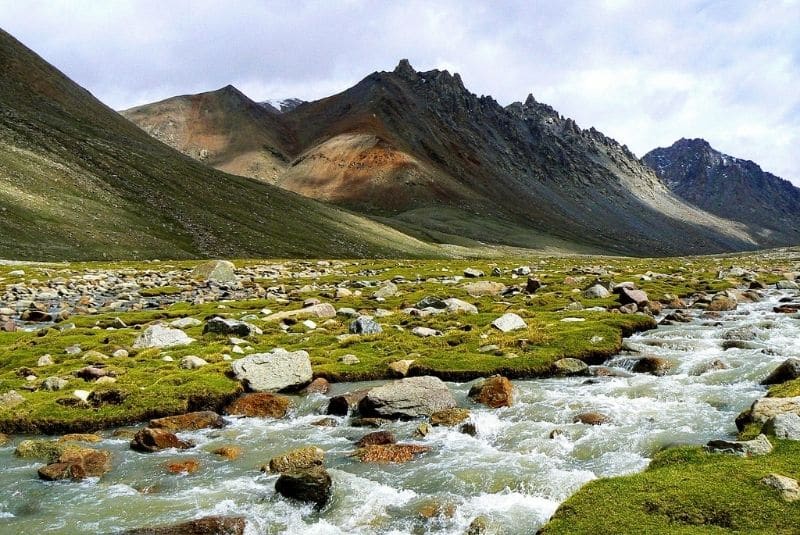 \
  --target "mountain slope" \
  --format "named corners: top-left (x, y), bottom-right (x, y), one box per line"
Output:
top-left (644, 138), bottom-right (800, 246)
top-left (125, 60), bottom-right (759, 256)
top-left (0, 29), bottom-right (443, 260)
